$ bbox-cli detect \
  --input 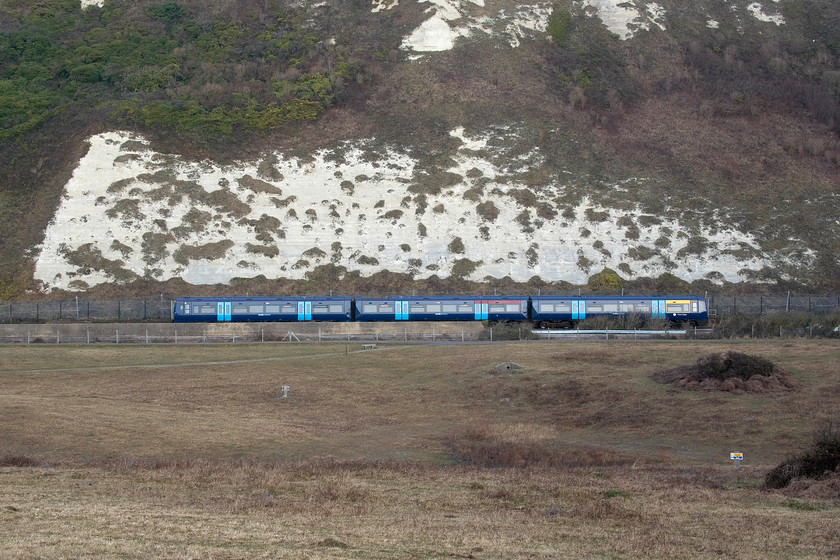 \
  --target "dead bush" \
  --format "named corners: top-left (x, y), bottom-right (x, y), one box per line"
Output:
top-left (765, 422), bottom-right (840, 490)
top-left (653, 351), bottom-right (801, 394)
